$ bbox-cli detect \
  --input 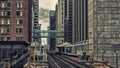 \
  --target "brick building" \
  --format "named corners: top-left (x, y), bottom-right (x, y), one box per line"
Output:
top-left (0, 0), bottom-right (33, 43)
